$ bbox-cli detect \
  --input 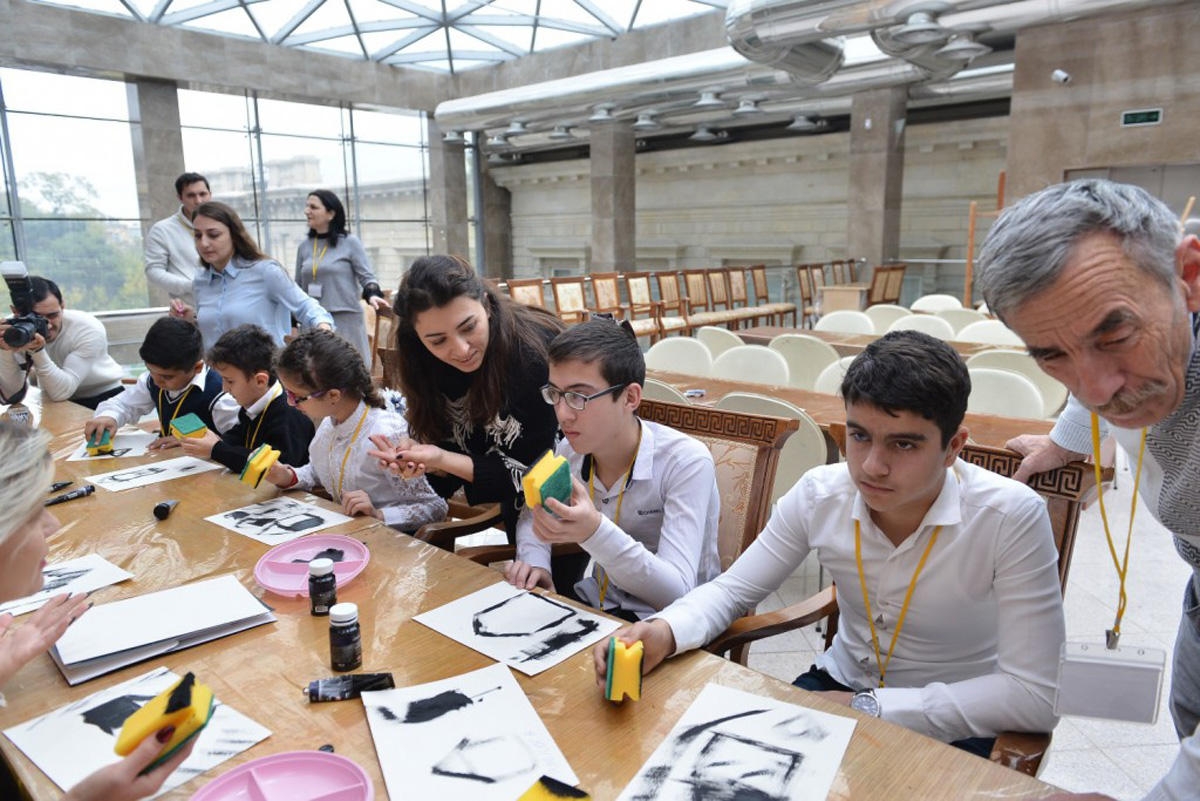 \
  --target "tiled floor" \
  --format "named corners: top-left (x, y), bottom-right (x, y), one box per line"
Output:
top-left (746, 456), bottom-right (1191, 798)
